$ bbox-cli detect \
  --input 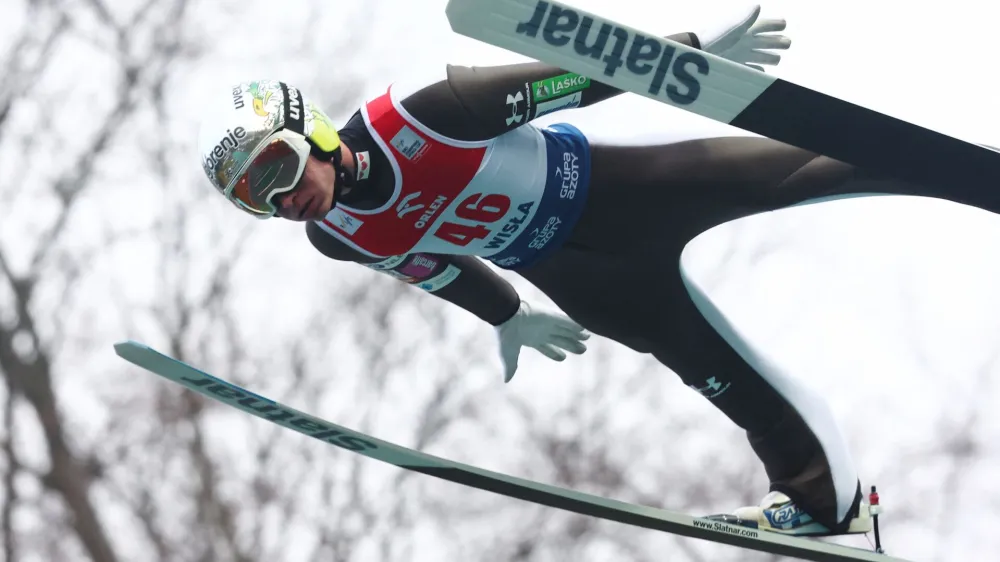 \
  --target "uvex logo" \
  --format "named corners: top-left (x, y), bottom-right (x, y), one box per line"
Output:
top-left (514, 0), bottom-right (708, 105)
top-left (287, 87), bottom-right (302, 120)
